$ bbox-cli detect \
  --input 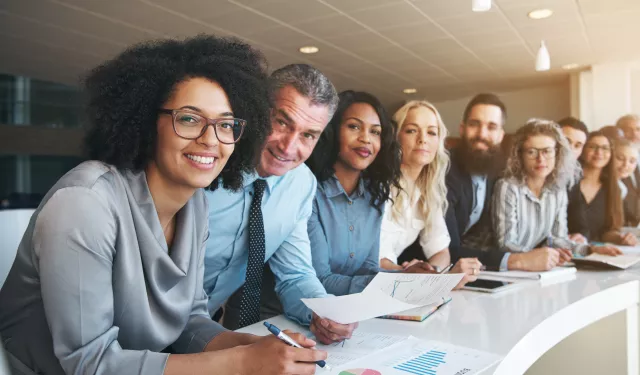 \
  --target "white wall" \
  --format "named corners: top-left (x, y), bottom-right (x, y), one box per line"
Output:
top-left (433, 82), bottom-right (571, 136)
top-left (577, 60), bottom-right (640, 130)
